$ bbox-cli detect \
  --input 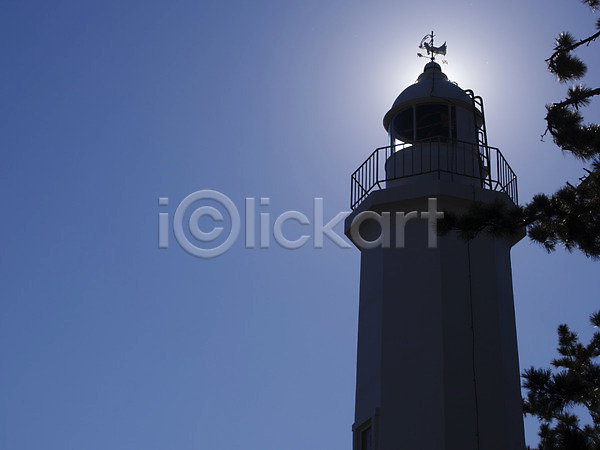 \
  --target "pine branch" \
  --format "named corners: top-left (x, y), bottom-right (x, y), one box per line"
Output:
top-left (440, 167), bottom-right (600, 258)
top-left (523, 311), bottom-right (600, 448)
top-left (582, 0), bottom-right (600, 12)
top-left (546, 29), bottom-right (600, 65)
top-left (554, 87), bottom-right (600, 109)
